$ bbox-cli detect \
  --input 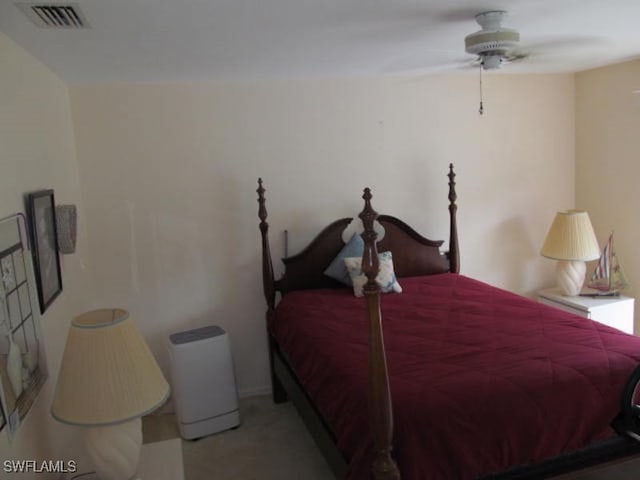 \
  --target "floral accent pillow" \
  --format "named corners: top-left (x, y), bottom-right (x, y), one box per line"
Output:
top-left (343, 251), bottom-right (402, 297)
